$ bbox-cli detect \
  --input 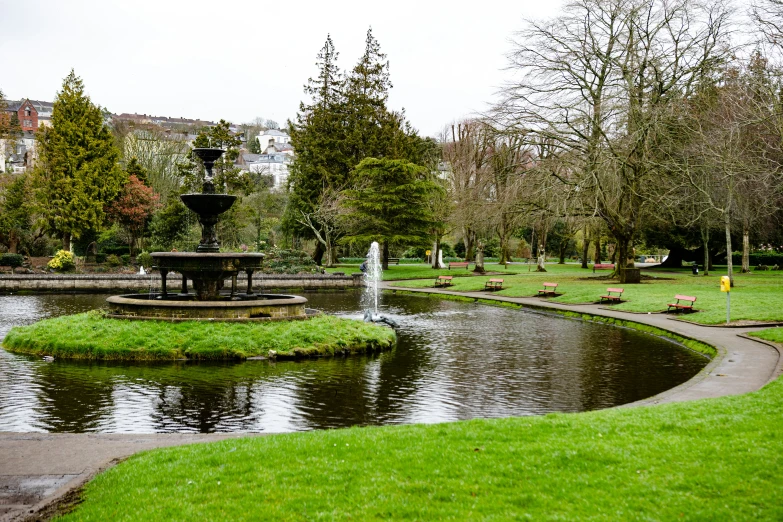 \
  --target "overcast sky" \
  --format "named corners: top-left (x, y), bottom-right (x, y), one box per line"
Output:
top-left (1, 0), bottom-right (568, 137)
